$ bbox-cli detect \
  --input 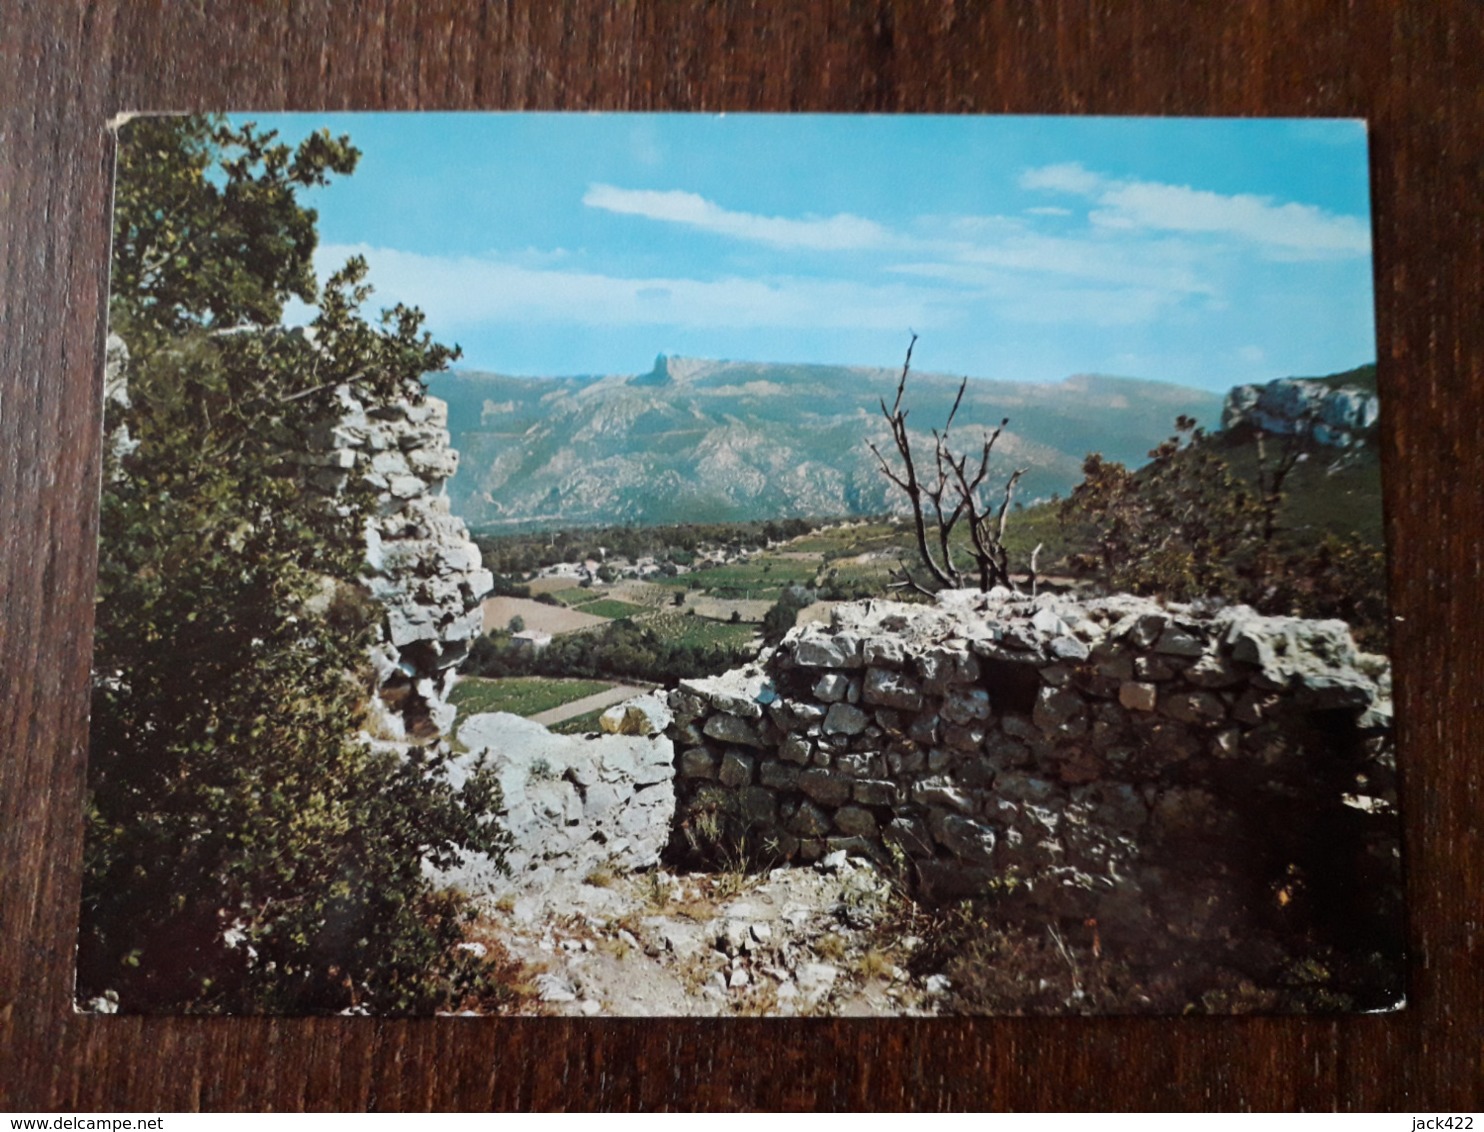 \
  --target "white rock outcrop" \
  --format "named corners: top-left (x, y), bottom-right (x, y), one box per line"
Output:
top-left (442, 711), bottom-right (677, 902)
top-left (1222, 376), bottom-right (1379, 448)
